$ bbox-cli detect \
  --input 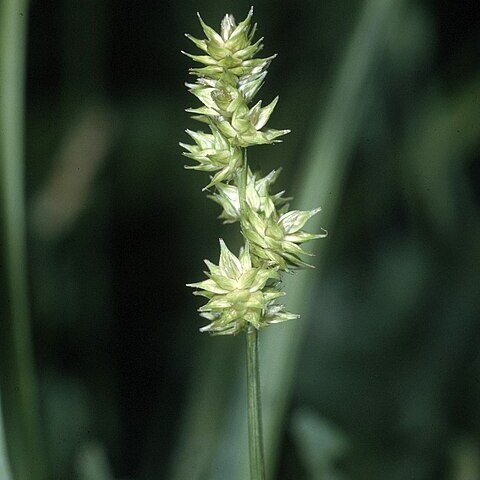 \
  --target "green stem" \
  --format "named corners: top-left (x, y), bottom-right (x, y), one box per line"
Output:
top-left (238, 150), bottom-right (265, 479)
top-left (246, 328), bottom-right (265, 480)
top-left (237, 148), bottom-right (248, 214)
top-left (0, 1), bottom-right (47, 479)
